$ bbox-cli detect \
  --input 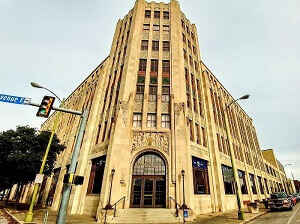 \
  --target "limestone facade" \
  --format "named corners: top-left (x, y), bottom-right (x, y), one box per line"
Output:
top-left (18, 0), bottom-right (294, 219)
